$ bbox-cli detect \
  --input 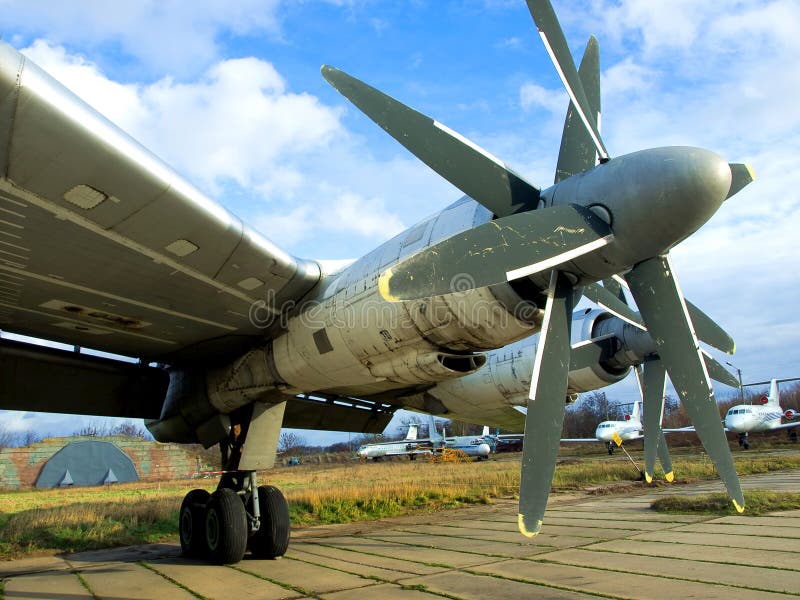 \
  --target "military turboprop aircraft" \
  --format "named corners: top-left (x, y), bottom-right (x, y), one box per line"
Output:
top-left (0, 0), bottom-right (754, 563)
